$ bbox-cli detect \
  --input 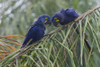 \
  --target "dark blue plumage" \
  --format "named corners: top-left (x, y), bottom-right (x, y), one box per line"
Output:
top-left (52, 8), bottom-right (79, 26)
top-left (21, 15), bottom-right (51, 48)
top-left (52, 8), bottom-right (91, 52)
